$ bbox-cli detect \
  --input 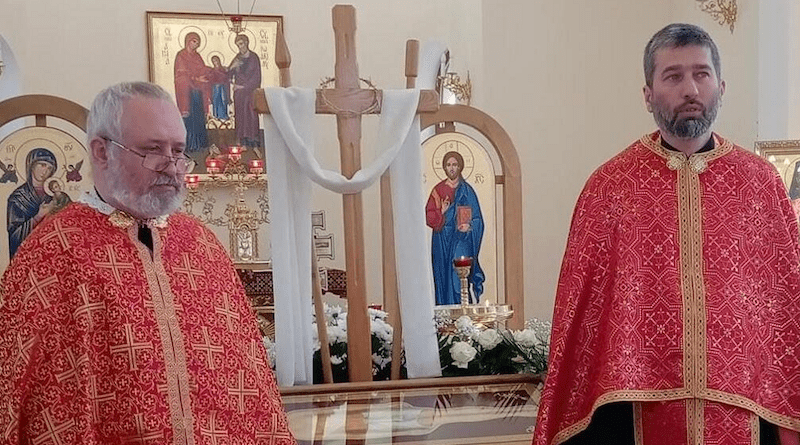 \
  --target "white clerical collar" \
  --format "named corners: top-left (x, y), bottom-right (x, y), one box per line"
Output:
top-left (78, 188), bottom-right (169, 229)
